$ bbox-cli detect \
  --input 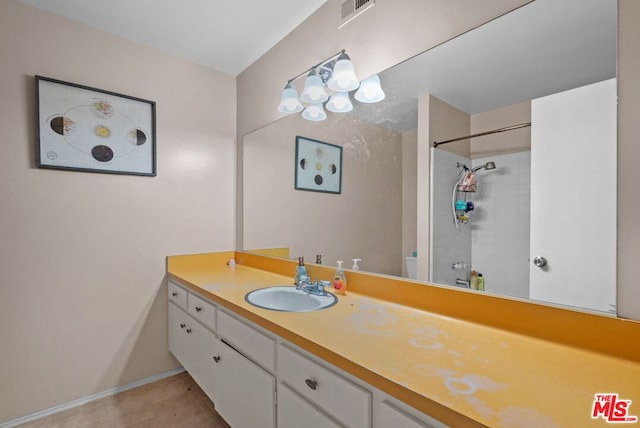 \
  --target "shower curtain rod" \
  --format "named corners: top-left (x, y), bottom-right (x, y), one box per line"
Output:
top-left (433, 122), bottom-right (531, 147)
